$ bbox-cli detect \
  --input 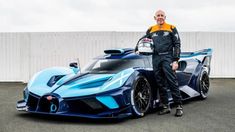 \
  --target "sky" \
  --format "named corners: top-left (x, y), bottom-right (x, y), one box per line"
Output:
top-left (1, 0), bottom-right (235, 32)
